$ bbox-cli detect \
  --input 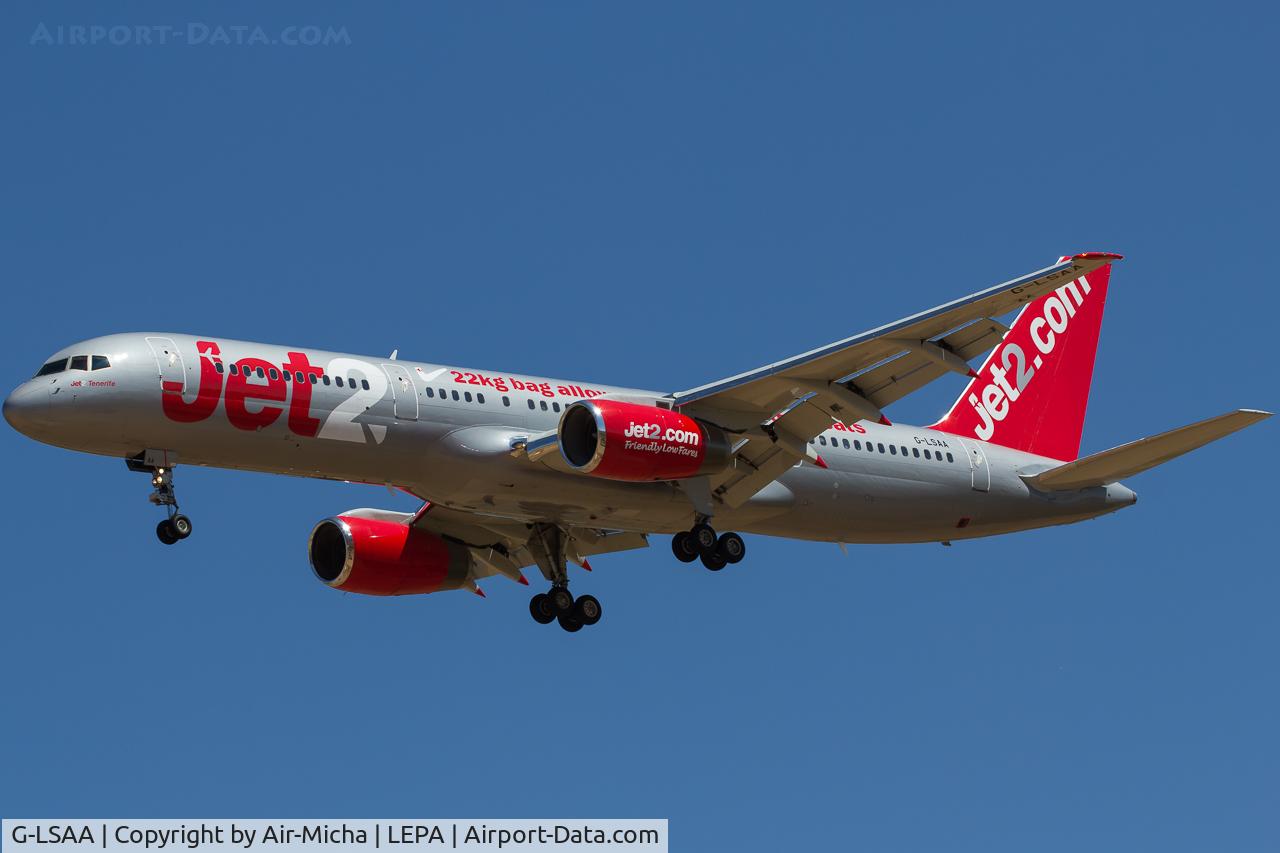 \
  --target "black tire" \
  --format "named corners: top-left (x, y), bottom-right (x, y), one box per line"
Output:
top-left (549, 586), bottom-right (575, 614)
top-left (171, 514), bottom-right (193, 539)
top-left (690, 522), bottom-right (718, 556)
top-left (574, 594), bottom-right (602, 626)
top-left (716, 532), bottom-right (746, 564)
top-left (529, 593), bottom-right (556, 624)
top-left (701, 551), bottom-right (727, 571)
top-left (156, 520), bottom-right (178, 545)
top-left (671, 532), bottom-right (699, 563)
top-left (557, 612), bottom-right (584, 633)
